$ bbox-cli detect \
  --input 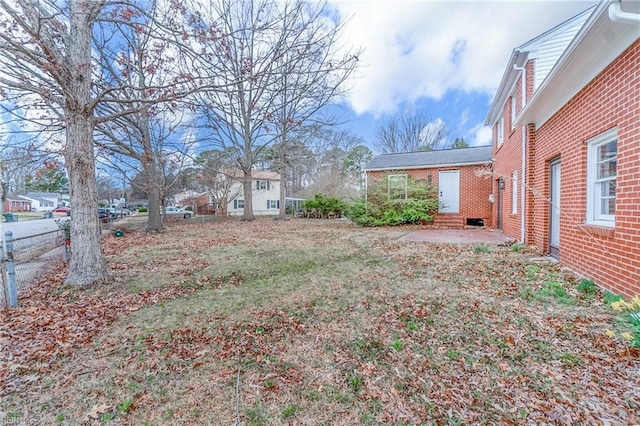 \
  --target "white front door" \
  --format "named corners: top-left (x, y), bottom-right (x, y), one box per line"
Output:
top-left (439, 170), bottom-right (460, 214)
